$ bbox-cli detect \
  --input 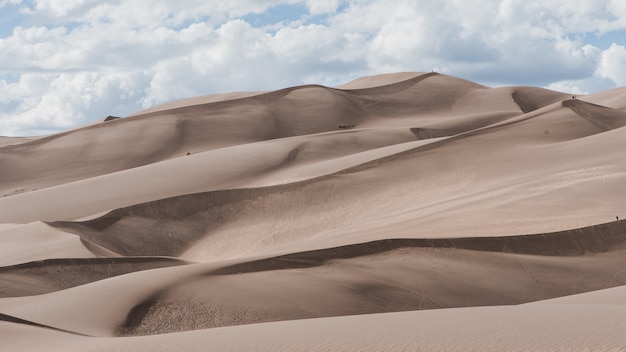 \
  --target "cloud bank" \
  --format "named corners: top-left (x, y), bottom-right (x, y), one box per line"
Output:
top-left (1, 0), bottom-right (625, 136)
